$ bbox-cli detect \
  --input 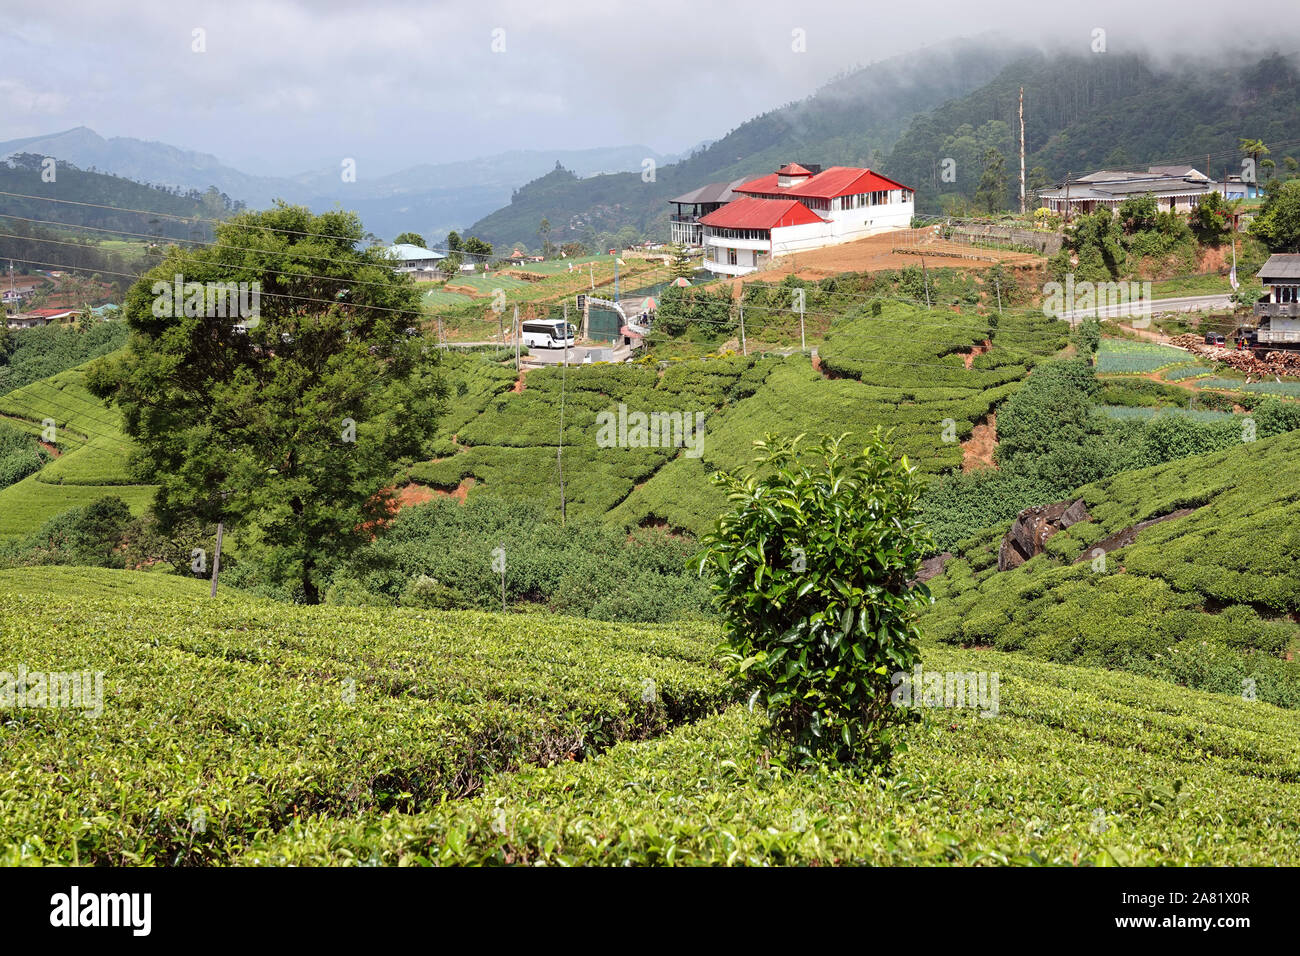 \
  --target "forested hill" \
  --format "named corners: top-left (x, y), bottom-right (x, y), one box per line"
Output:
top-left (463, 37), bottom-right (1034, 251)
top-left (0, 154), bottom-right (241, 242)
top-left (884, 50), bottom-right (1300, 214)
top-left (0, 155), bottom-right (243, 284)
